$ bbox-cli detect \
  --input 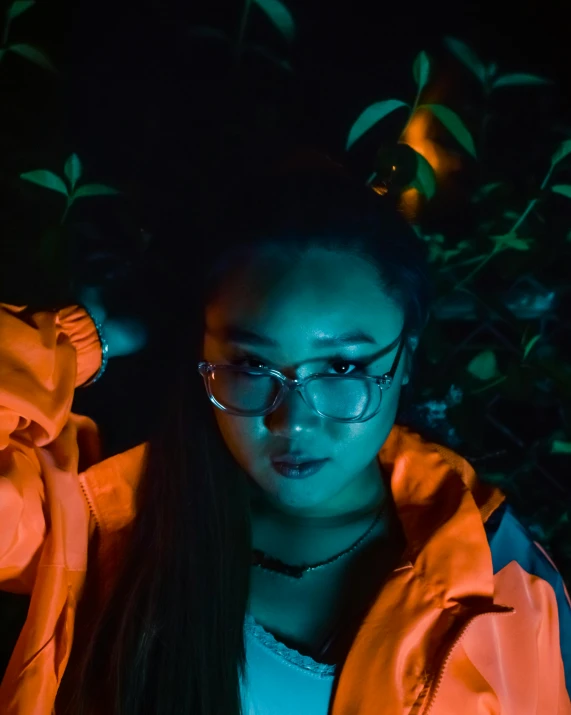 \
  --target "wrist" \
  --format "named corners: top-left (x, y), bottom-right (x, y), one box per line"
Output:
top-left (80, 307), bottom-right (109, 386)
